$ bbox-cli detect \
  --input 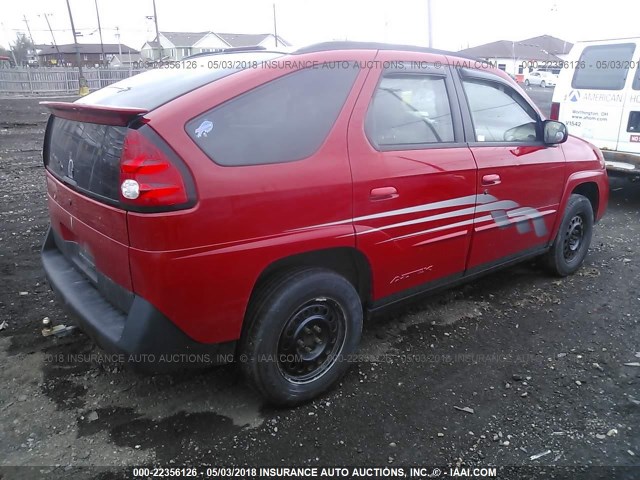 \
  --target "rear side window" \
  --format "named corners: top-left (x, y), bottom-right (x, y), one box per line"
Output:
top-left (187, 65), bottom-right (360, 166)
top-left (572, 43), bottom-right (636, 90)
top-left (462, 80), bottom-right (538, 143)
top-left (633, 65), bottom-right (640, 90)
top-left (45, 117), bottom-right (126, 201)
top-left (365, 74), bottom-right (454, 148)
